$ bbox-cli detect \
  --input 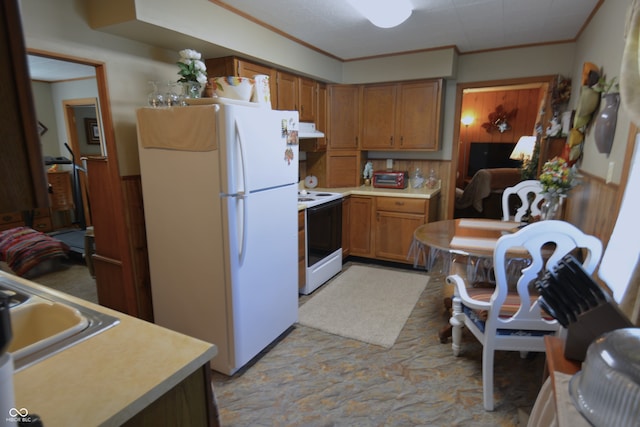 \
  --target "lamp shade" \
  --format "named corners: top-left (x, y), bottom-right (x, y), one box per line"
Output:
top-left (346, 0), bottom-right (413, 28)
top-left (510, 136), bottom-right (536, 161)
